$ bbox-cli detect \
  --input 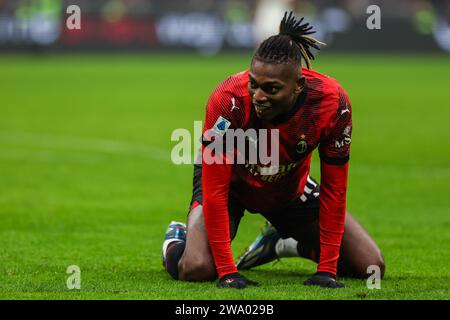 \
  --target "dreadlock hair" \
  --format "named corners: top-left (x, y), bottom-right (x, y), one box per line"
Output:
top-left (254, 11), bottom-right (326, 69)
